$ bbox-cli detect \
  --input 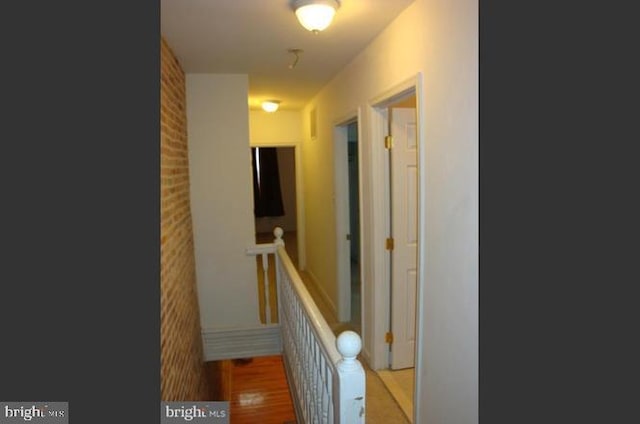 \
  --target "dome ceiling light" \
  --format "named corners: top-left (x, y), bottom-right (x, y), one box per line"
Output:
top-left (291, 0), bottom-right (340, 33)
top-left (261, 100), bottom-right (280, 113)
